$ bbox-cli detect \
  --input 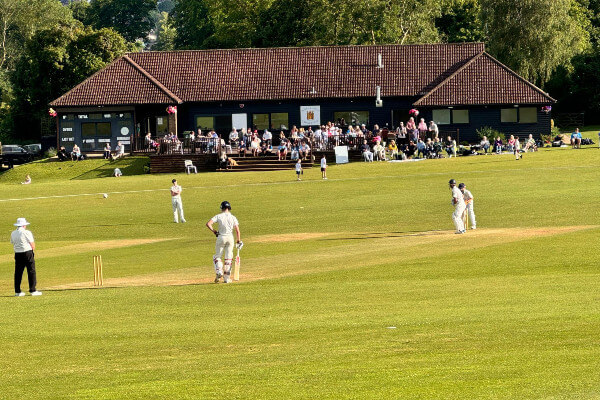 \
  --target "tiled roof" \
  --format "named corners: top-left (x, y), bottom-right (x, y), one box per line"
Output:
top-left (51, 57), bottom-right (180, 107)
top-left (51, 43), bottom-right (552, 107)
top-left (414, 53), bottom-right (554, 106)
